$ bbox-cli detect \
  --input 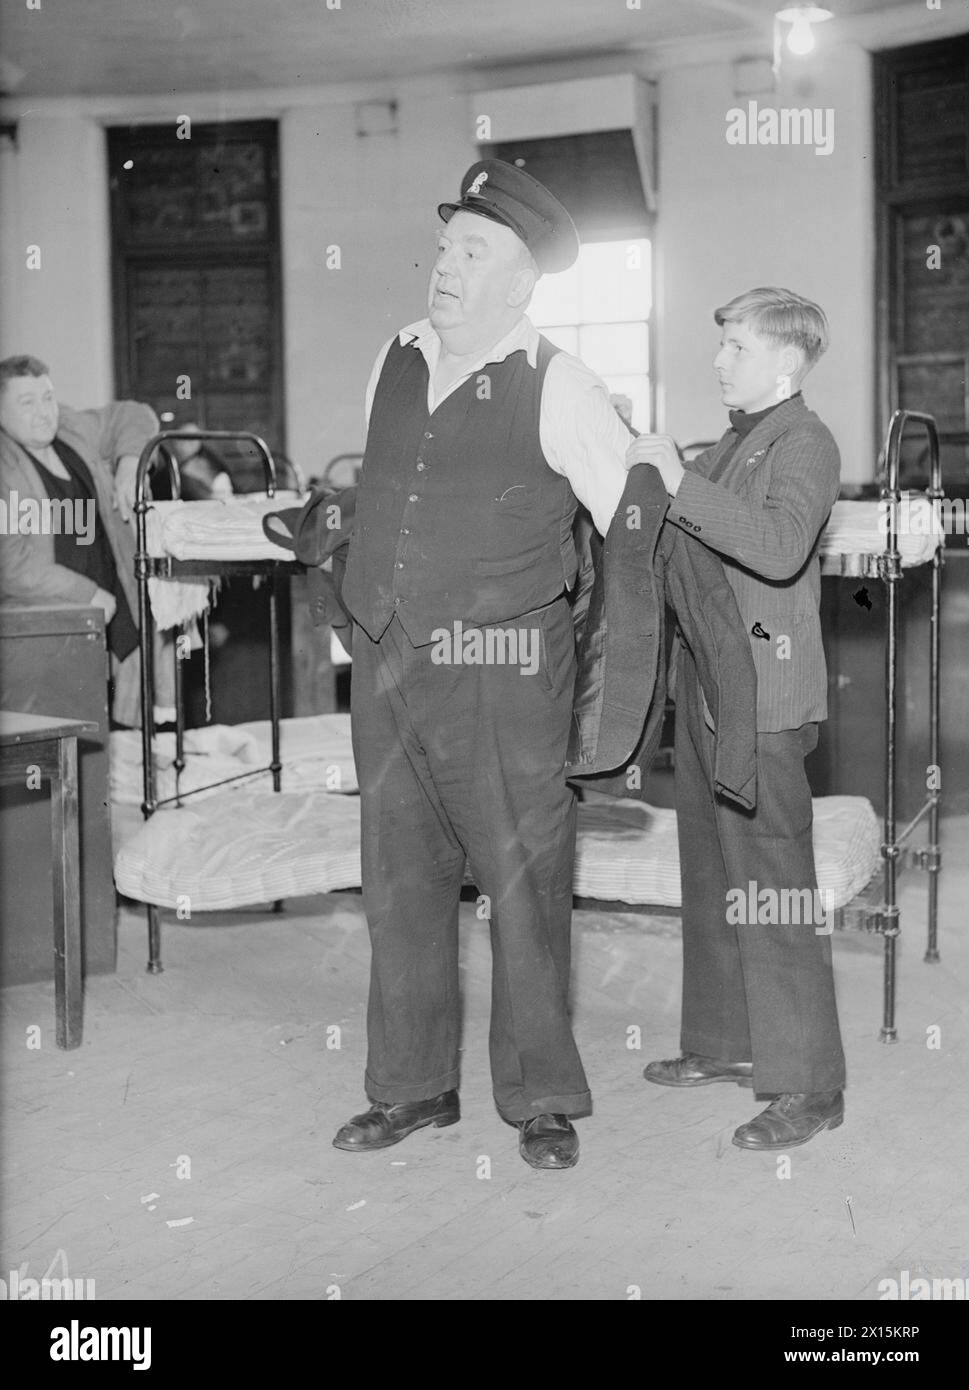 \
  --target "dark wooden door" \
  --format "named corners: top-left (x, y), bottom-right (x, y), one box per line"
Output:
top-left (876, 36), bottom-right (969, 487)
top-left (108, 119), bottom-right (284, 482)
